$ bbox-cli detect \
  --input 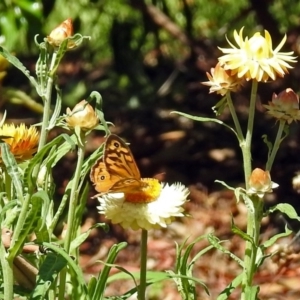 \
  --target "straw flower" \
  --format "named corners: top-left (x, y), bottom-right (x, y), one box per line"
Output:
top-left (97, 179), bottom-right (189, 230)
top-left (202, 62), bottom-right (244, 95)
top-left (47, 18), bottom-right (75, 49)
top-left (264, 88), bottom-right (300, 124)
top-left (218, 28), bottom-right (297, 82)
top-left (0, 124), bottom-right (39, 163)
top-left (248, 168), bottom-right (278, 198)
top-left (66, 100), bottom-right (99, 131)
